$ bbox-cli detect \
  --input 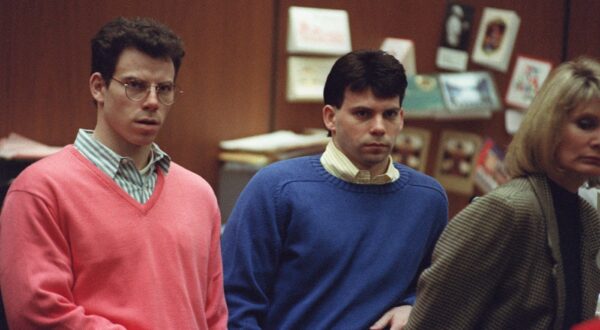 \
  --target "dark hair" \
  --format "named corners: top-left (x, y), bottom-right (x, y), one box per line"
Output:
top-left (323, 50), bottom-right (407, 108)
top-left (91, 17), bottom-right (185, 84)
